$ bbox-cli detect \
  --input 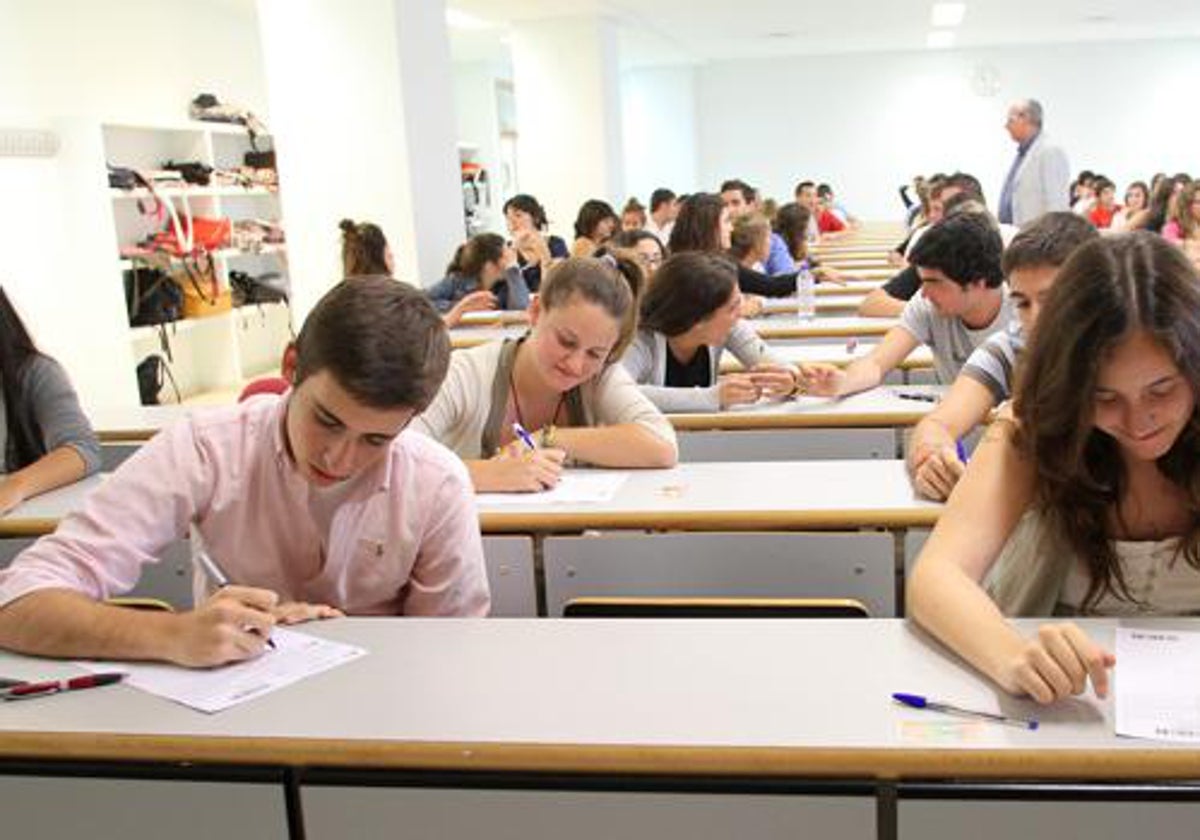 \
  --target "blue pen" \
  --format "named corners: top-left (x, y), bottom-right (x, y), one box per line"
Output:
top-left (512, 422), bottom-right (537, 451)
top-left (893, 692), bottom-right (1038, 730)
top-left (955, 439), bottom-right (969, 464)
